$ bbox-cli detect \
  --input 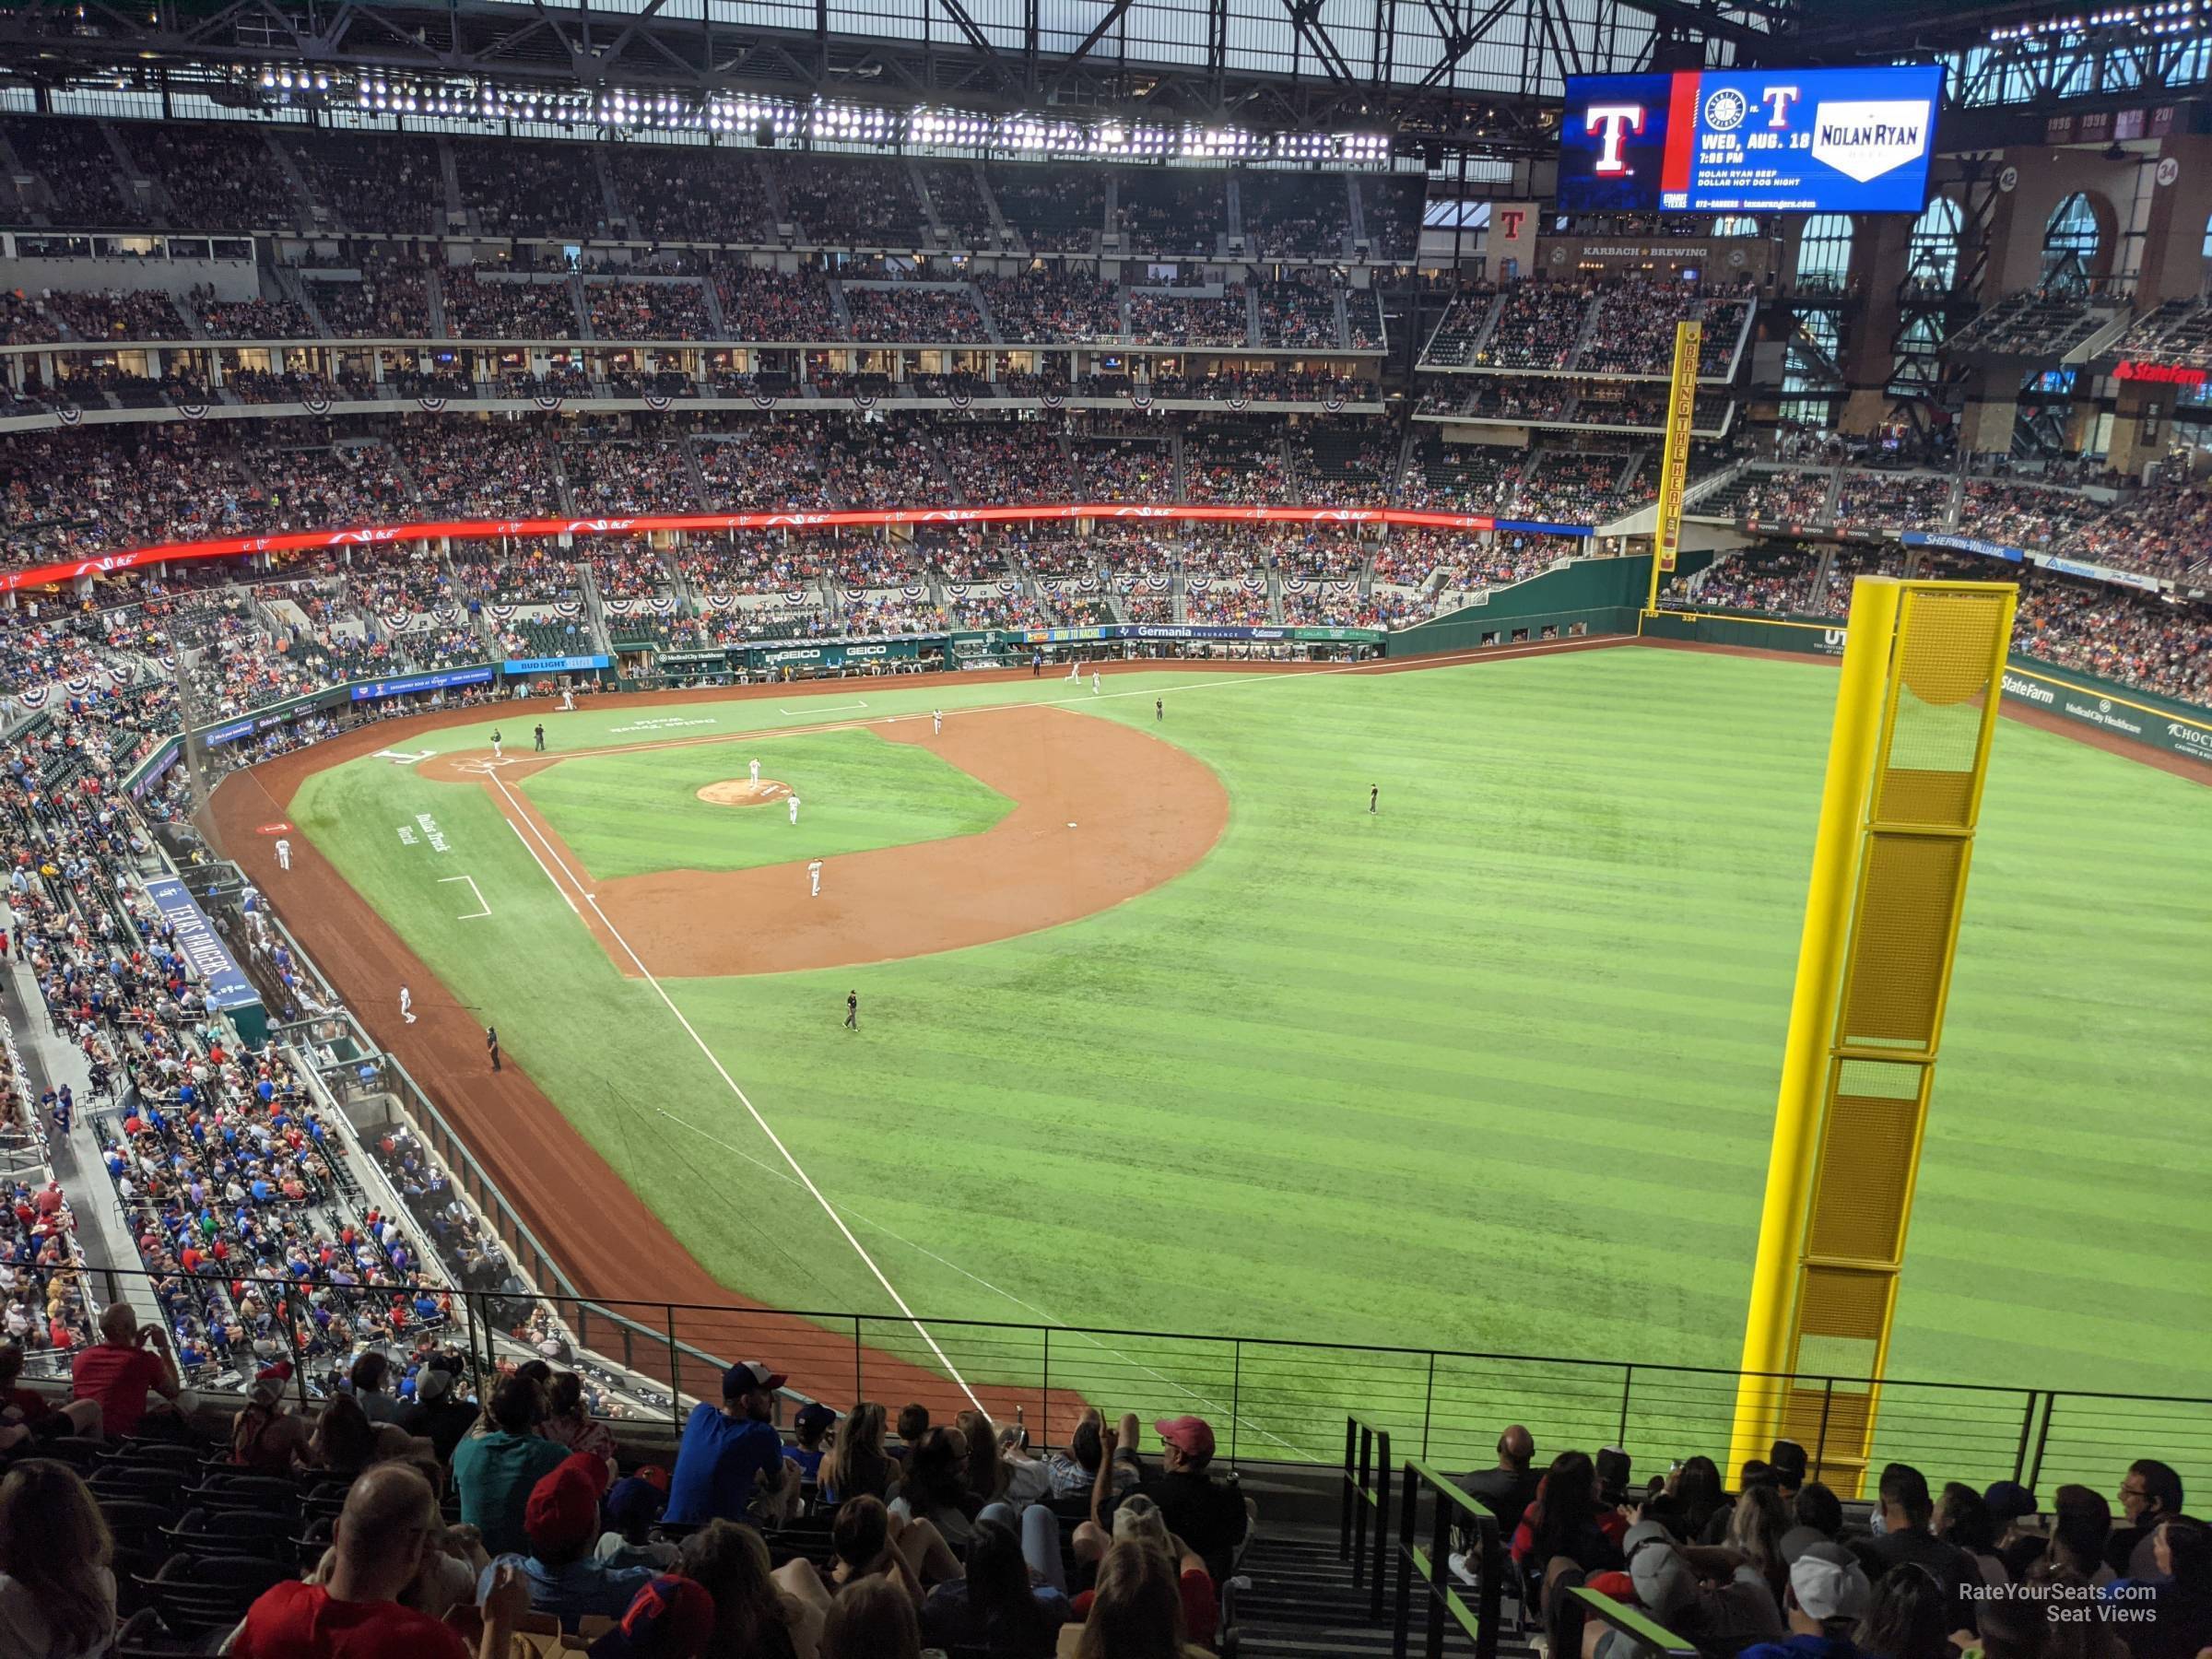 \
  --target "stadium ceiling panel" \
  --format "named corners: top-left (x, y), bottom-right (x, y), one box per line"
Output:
top-left (0, 0), bottom-right (1770, 105)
